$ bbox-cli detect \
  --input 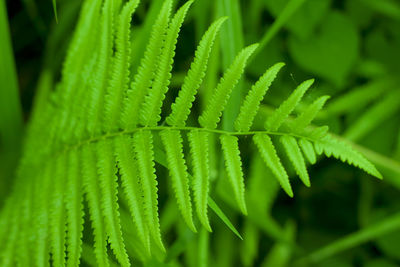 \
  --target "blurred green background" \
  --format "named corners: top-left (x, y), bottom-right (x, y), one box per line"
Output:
top-left (1, 0), bottom-right (400, 266)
